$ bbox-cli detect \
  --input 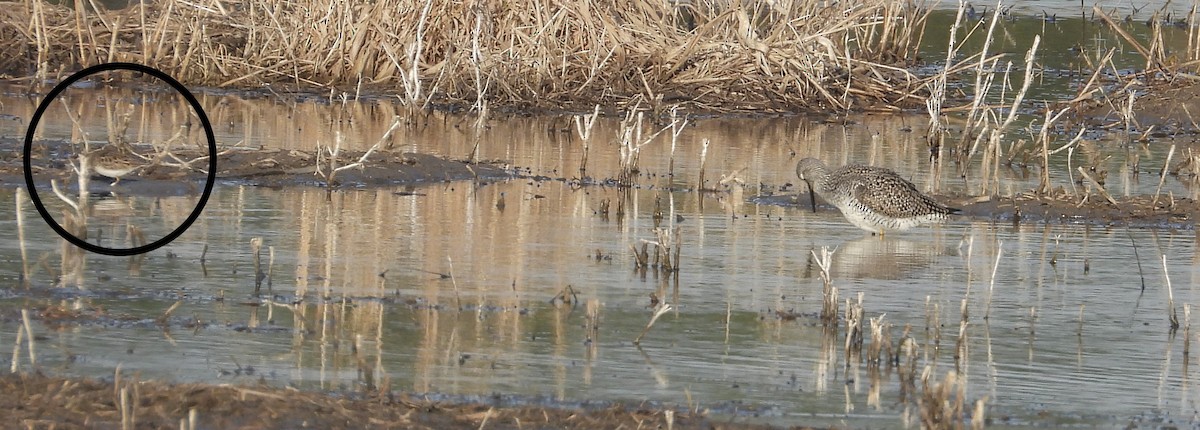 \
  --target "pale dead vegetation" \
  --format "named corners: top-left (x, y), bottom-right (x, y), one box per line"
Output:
top-left (0, 0), bottom-right (932, 113)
